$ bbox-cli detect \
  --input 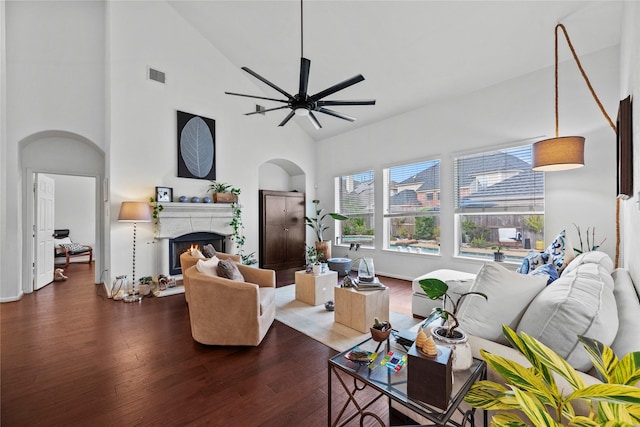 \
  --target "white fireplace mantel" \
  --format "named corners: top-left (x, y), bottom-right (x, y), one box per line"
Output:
top-left (155, 202), bottom-right (234, 239)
